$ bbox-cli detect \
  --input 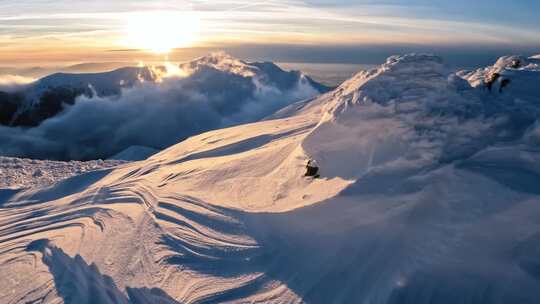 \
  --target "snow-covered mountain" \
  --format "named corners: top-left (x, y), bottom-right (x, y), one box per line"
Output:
top-left (1, 53), bottom-right (329, 128)
top-left (0, 53), bottom-right (331, 160)
top-left (1, 53), bottom-right (540, 303)
top-left (0, 66), bottom-right (157, 126)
